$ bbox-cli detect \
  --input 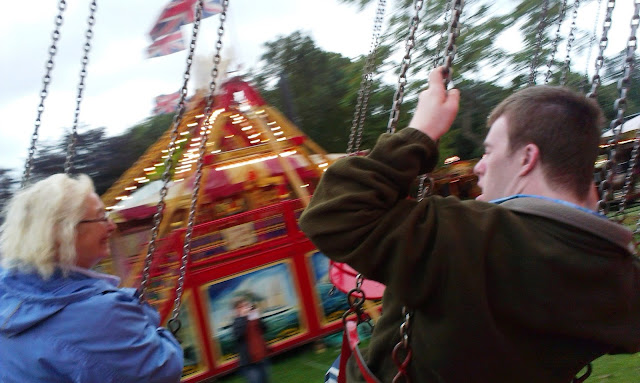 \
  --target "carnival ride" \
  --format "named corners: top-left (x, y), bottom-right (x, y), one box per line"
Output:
top-left (97, 76), bottom-right (348, 380)
top-left (18, 0), bottom-right (640, 382)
